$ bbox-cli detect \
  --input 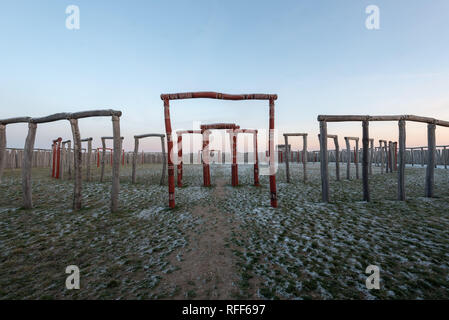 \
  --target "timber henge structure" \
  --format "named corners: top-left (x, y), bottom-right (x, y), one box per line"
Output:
top-left (160, 91), bottom-right (278, 209)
